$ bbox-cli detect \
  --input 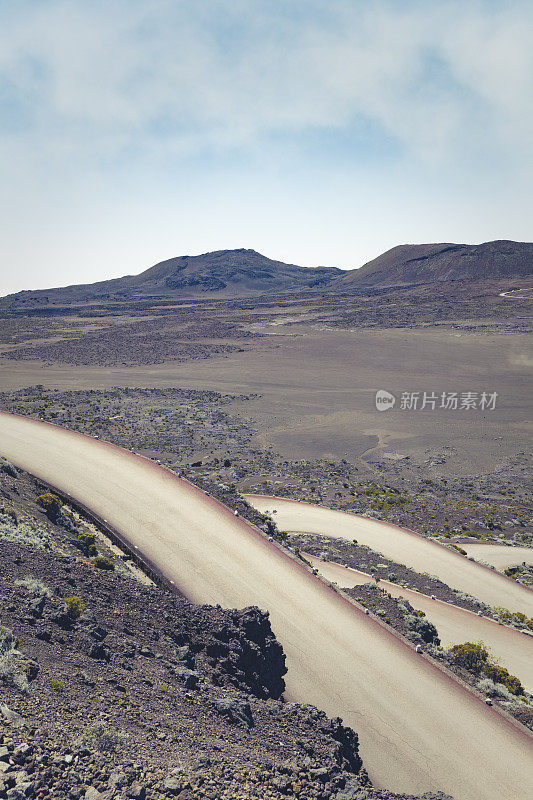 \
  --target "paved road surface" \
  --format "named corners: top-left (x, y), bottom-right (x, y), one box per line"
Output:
top-left (304, 554), bottom-right (533, 693)
top-left (461, 543), bottom-right (533, 570)
top-left (1, 413), bottom-right (532, 800)
top-left (245, 496), bottom-right (533, 617)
